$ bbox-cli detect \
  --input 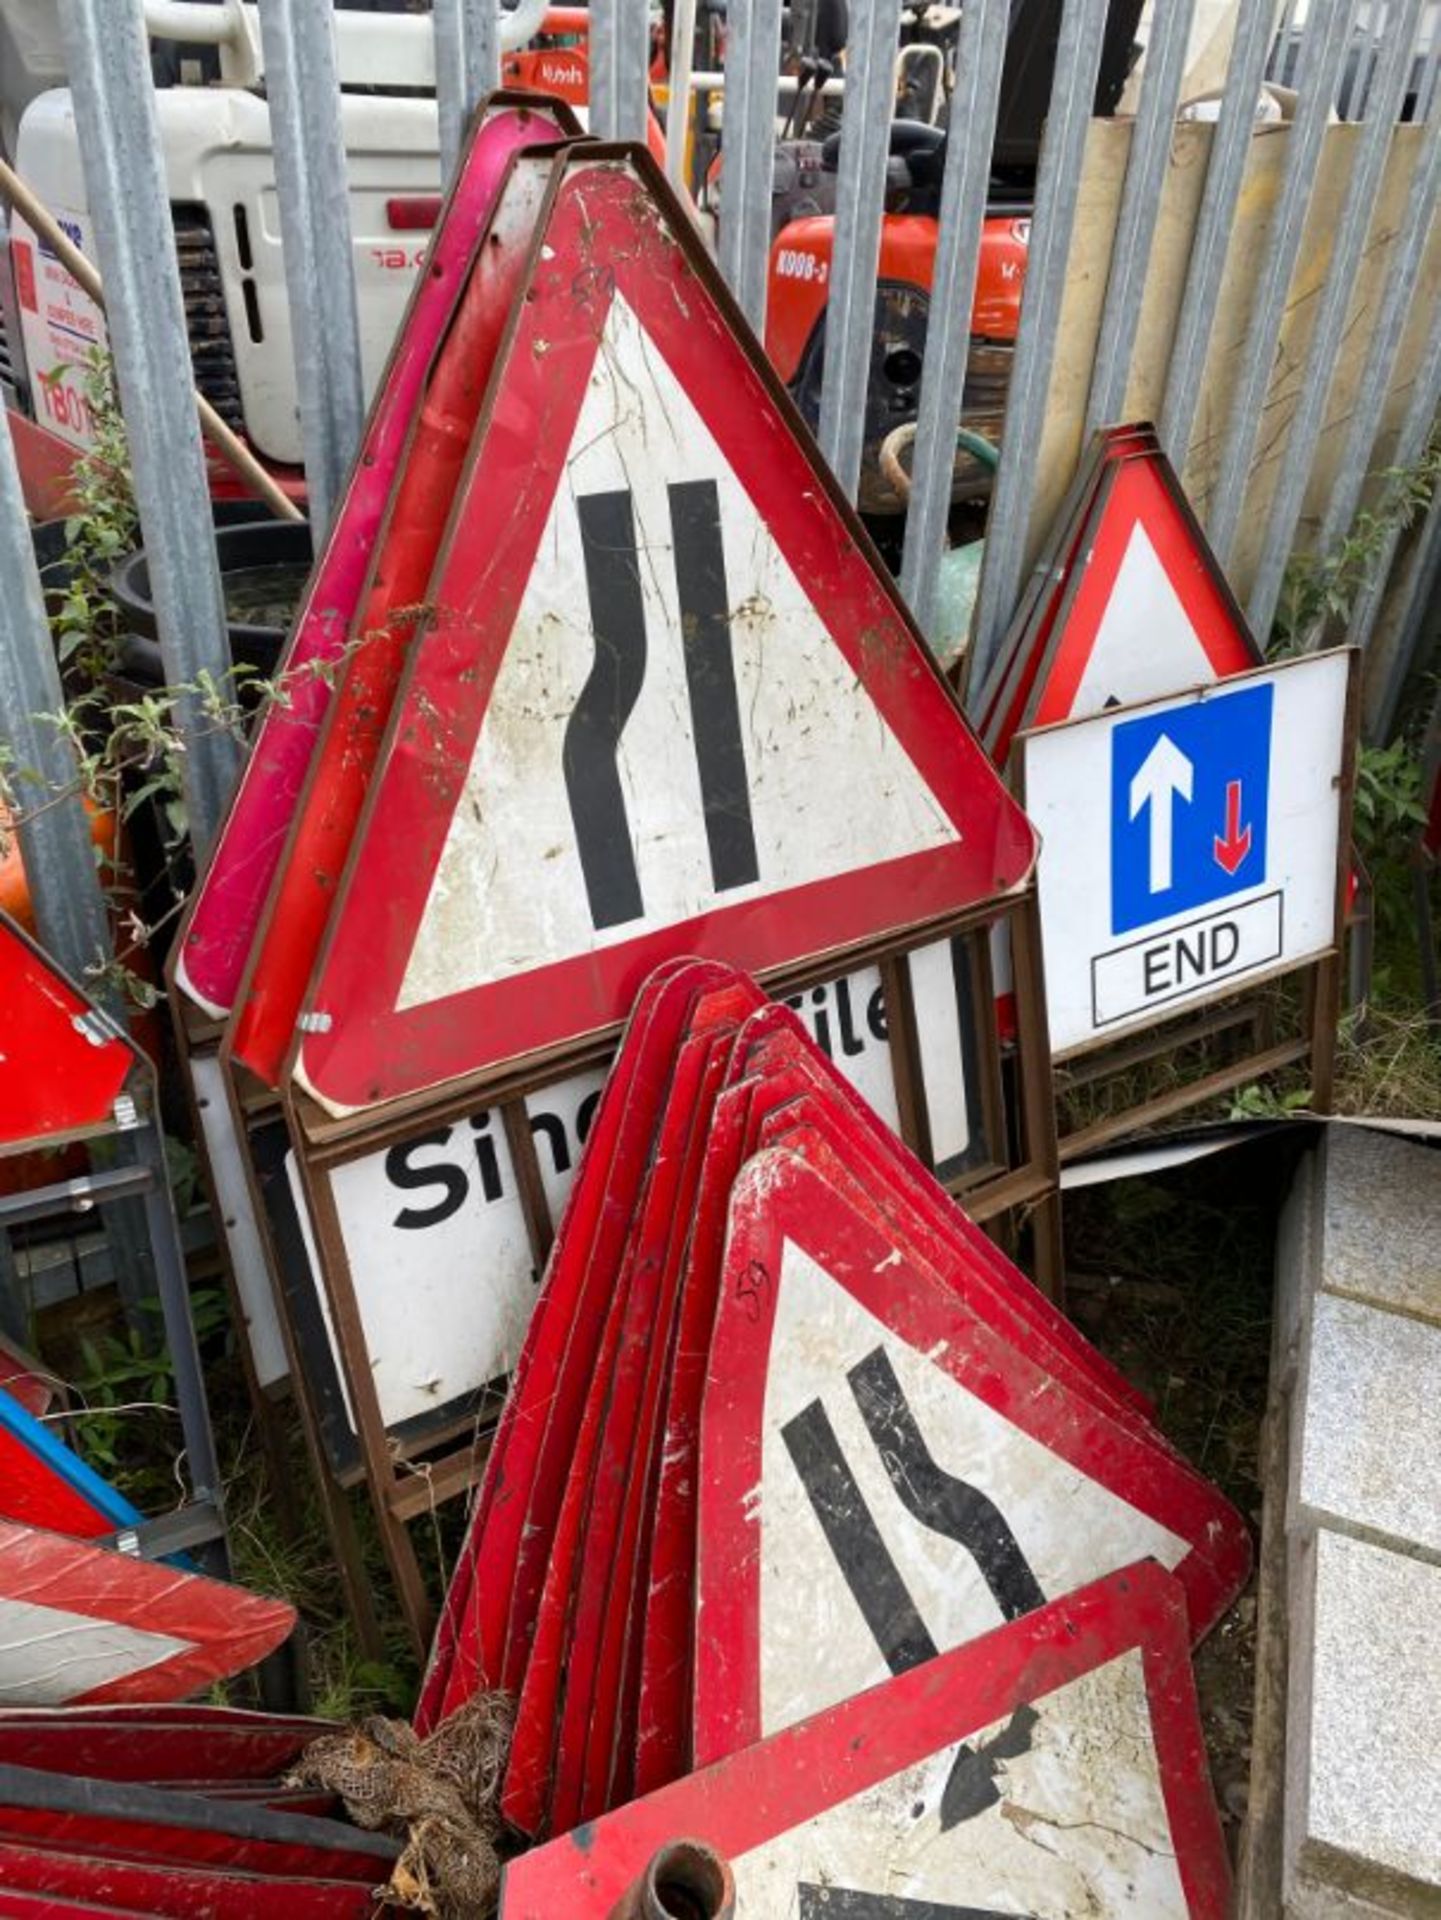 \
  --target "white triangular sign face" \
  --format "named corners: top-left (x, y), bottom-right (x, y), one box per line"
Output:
top-left (733, 1649), bottom-right (1190, 1916)
top-left (1070, 521), bottom-right (1218, 717)
top-left (756, 1236), bottom-right (1189, 1735)
top-left (292, 154), bottom-right (1034, 1115)
top-left (399, 292), bottom-right (958, 1010)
